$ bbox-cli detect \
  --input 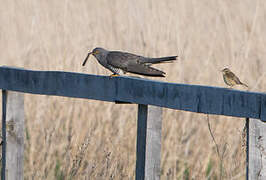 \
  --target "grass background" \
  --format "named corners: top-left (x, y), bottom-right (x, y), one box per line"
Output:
top-left (1, 0), bottom-right (266, 179)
